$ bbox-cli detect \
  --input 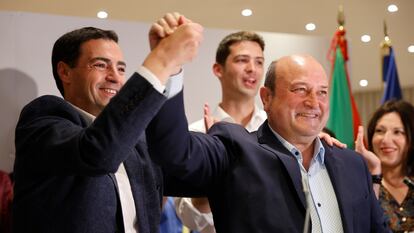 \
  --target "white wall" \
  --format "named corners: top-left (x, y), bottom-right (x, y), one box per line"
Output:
top-left (0, 11), bottom-right (330, 172)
